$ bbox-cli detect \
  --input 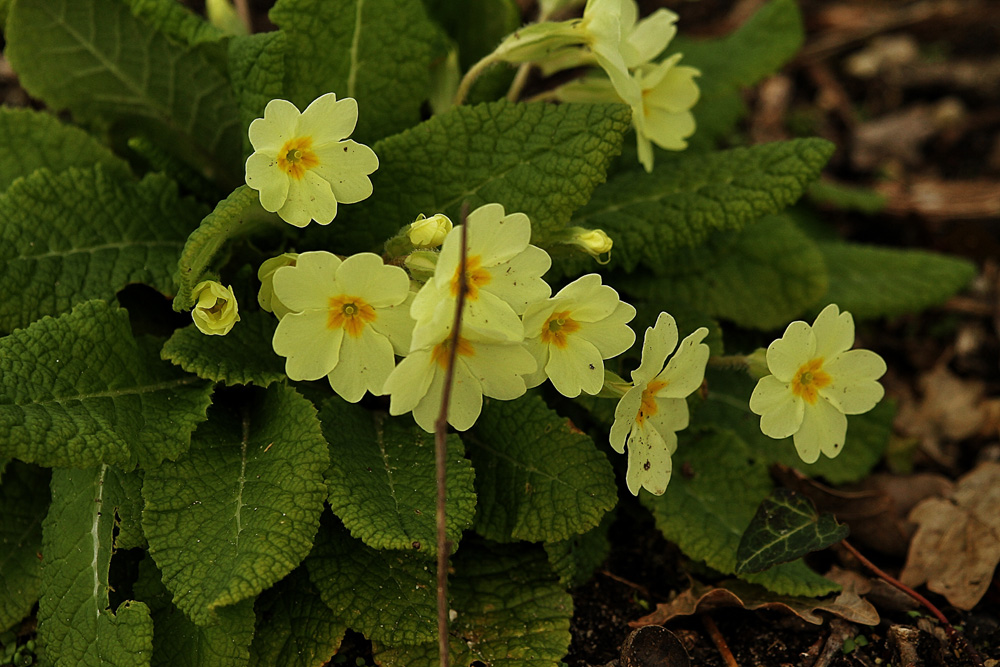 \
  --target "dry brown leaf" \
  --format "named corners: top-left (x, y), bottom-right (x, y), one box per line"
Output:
top-left (900, 462), bottom-right (1000, 610)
